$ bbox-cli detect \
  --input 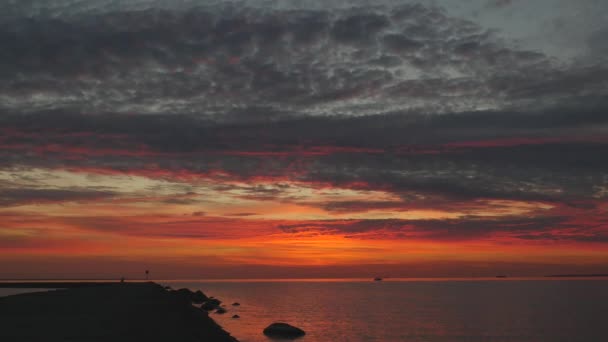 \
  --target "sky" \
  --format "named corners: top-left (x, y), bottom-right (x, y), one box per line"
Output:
top-left (1, 0), bottom-right (607, 279)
